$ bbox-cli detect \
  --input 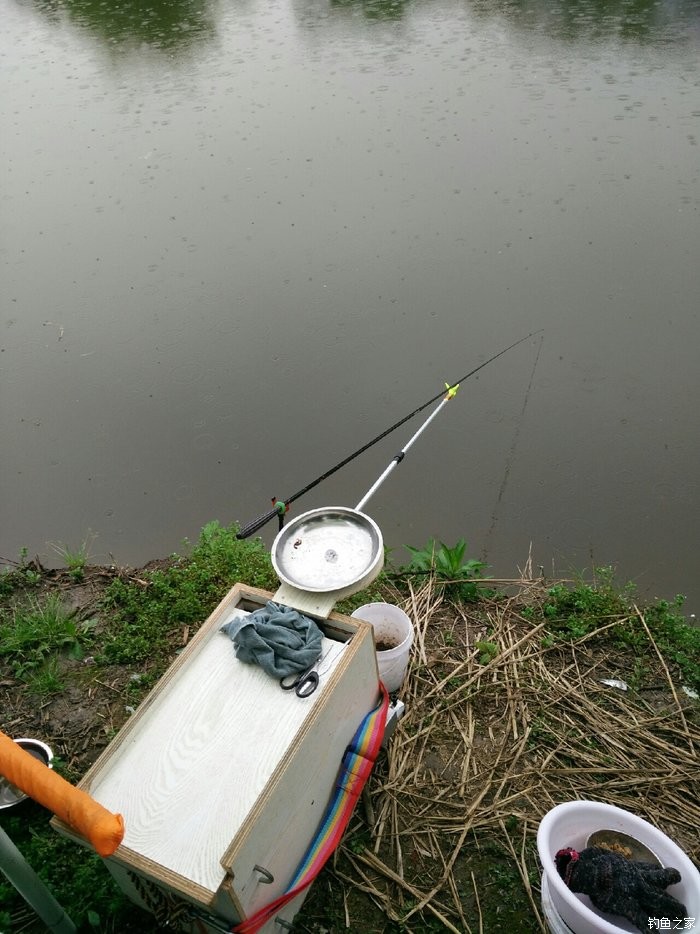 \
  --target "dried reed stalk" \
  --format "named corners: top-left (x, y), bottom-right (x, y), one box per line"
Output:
top-left (333, 576), bottom-right (699, 932)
